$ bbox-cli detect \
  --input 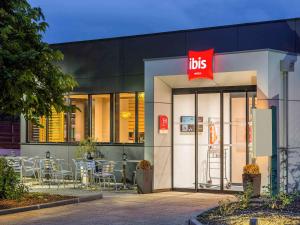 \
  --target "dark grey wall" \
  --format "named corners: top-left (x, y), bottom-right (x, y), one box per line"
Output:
top-left (52, 18), bottom-right (300, 93)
